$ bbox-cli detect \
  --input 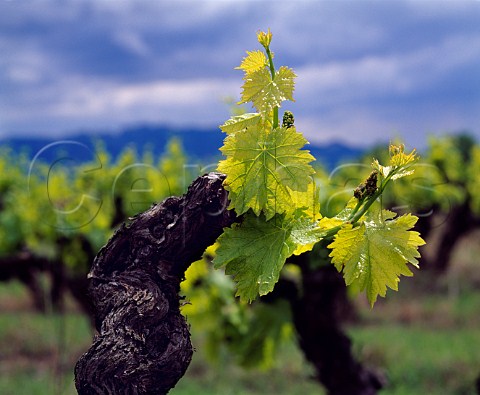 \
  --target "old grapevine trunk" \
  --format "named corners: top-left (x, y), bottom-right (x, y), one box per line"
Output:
top-left (74, 173), bottom-right (235, 395)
